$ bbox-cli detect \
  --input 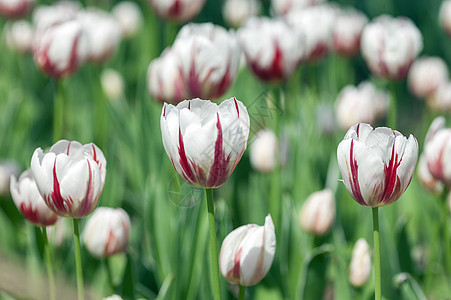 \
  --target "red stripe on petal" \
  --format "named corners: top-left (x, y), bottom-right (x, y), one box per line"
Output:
top-left (79, 159), bottom-right (95, 217)
top-left (178, 126), bottom-right (196, 184)
top-left (380, 137), bottom-right (403, 204)
top-left (349, 140), bottom-right (366, 205)
top-left (234, 97), bottom-right (239, 117)
top-left (48, 158), bottom-right (69, 214)
top-left (233, 248), bottom-right (242, 279)
top-left (67, 141), bottom-right (72, 155)
top-left (207, 114), bottom-right (232, 187)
